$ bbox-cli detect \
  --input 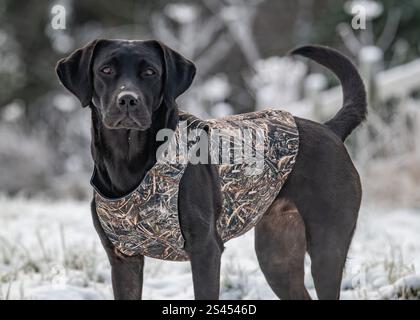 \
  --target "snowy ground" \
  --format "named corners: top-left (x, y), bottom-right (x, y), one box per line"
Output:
top-left (0, 196), bottom-right (419, 300)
